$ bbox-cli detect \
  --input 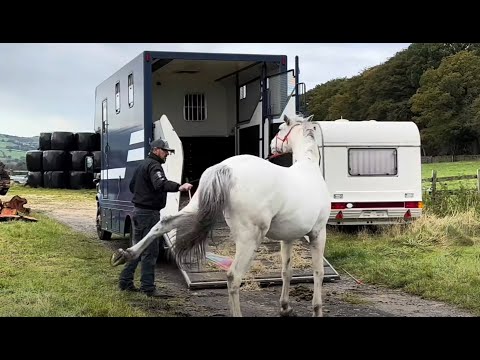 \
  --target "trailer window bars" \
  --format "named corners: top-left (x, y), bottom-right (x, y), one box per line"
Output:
top-left (184, 93), bottom-right (206, 121)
